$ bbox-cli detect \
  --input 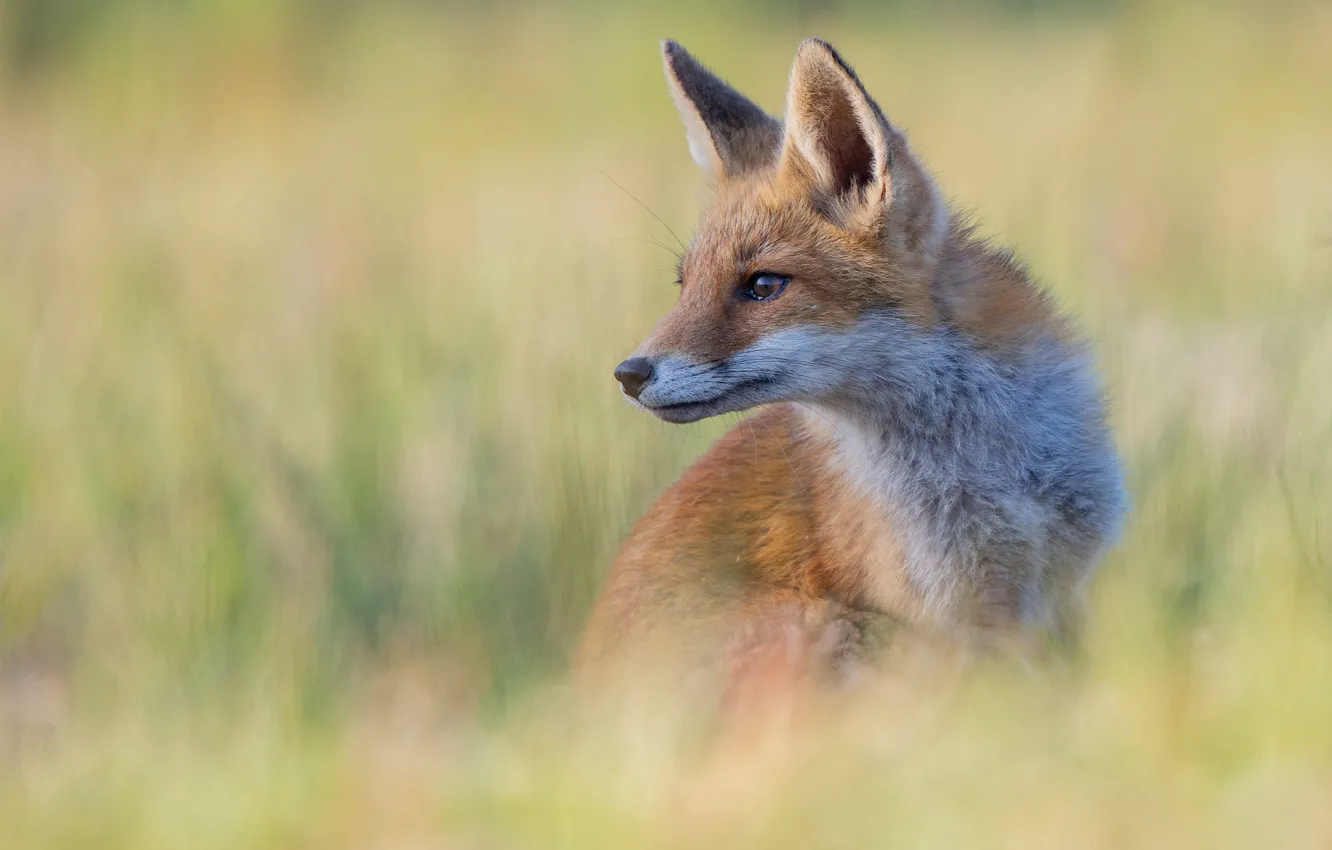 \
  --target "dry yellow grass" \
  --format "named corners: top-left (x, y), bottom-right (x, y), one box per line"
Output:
top-left (1, 2), bottom-right (1330, 847)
